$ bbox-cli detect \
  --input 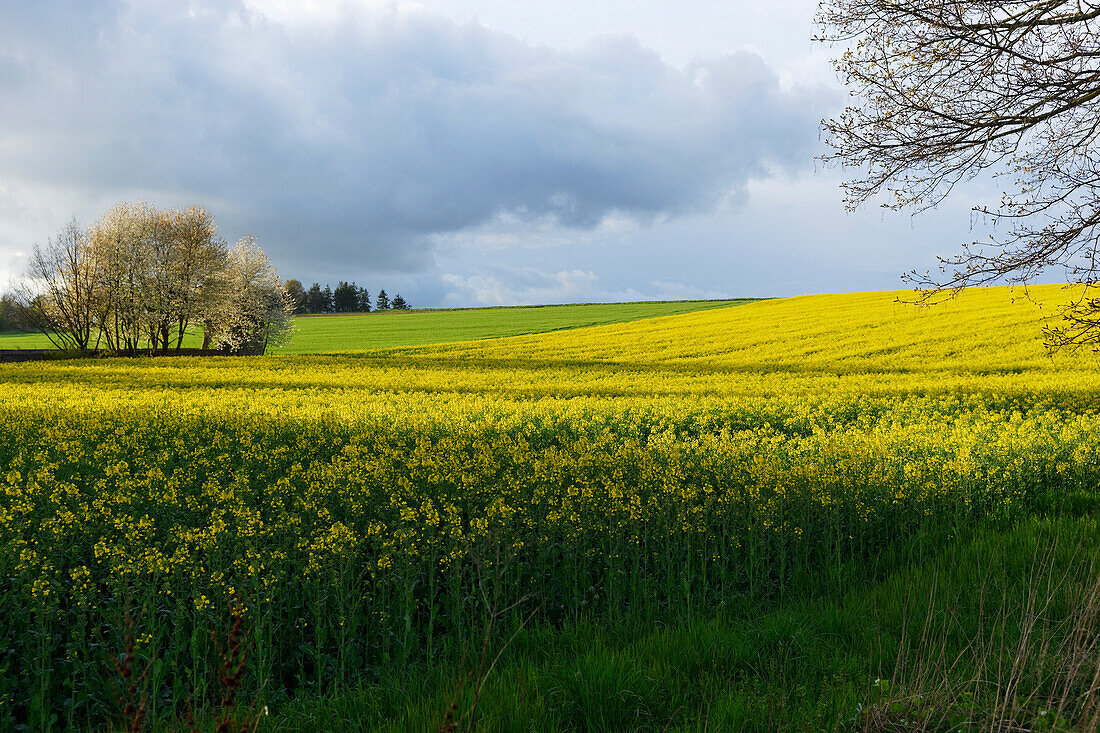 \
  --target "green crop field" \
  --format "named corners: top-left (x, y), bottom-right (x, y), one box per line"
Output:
top-left (0, 330), bottom-right (53, 349)
top-left (275, 299), bottom-right (751, 353)
top-left (0, 298), bottom-right (749, 353)
top-left (2, 286), bottom-right (1100, 731)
